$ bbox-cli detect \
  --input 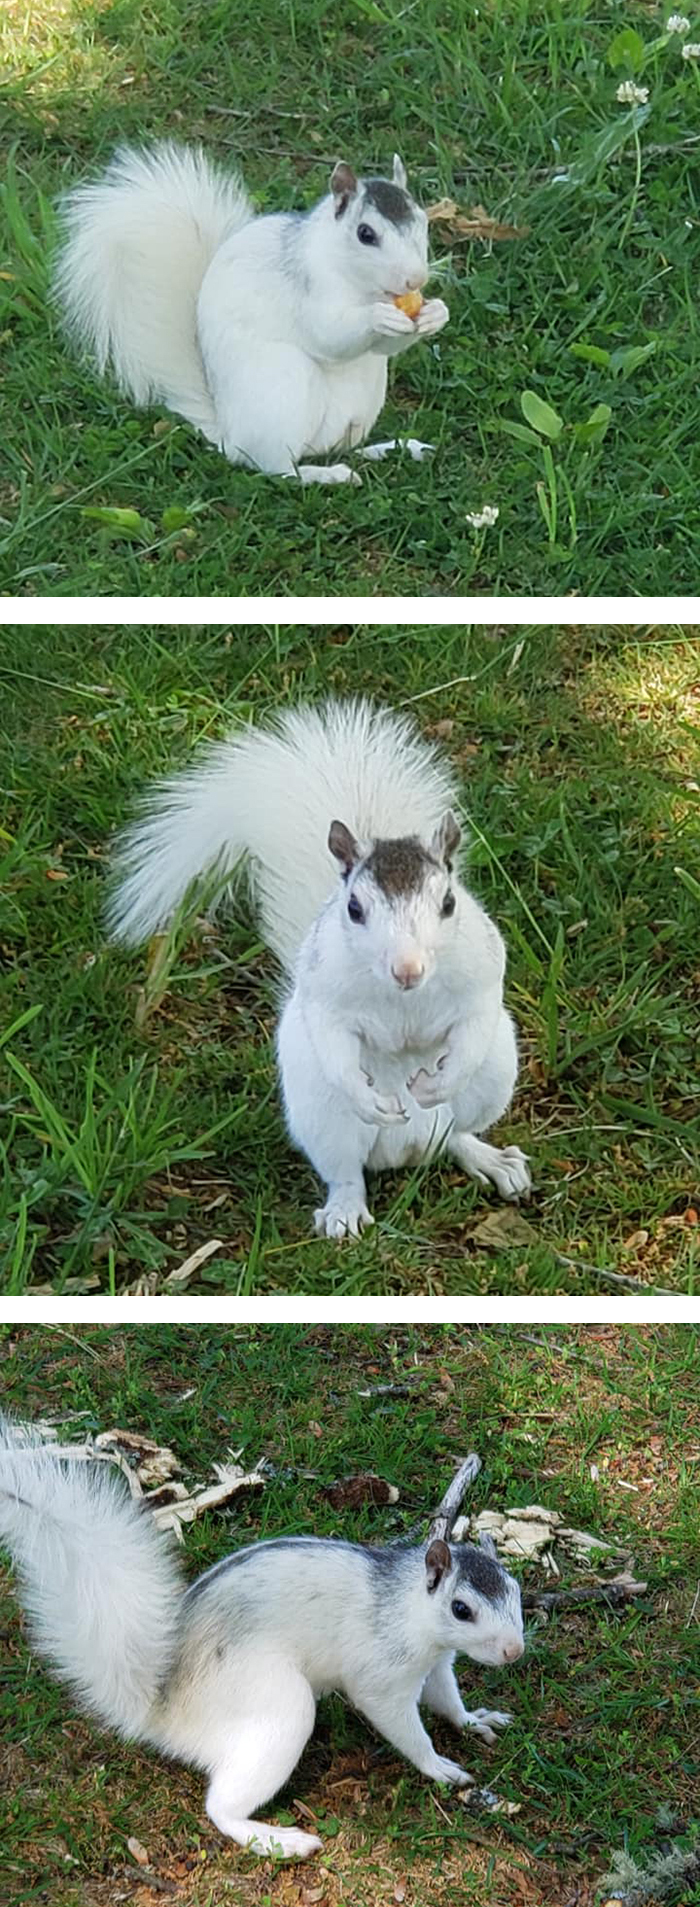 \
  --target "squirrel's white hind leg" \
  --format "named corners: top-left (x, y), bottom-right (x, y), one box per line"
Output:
top-left (447, 1011), bottom-right (531, 1202)
top-left (205, 1673), bottom-right (320, 1861)
top-left (449, 1133), bottom-right (531, 1202)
